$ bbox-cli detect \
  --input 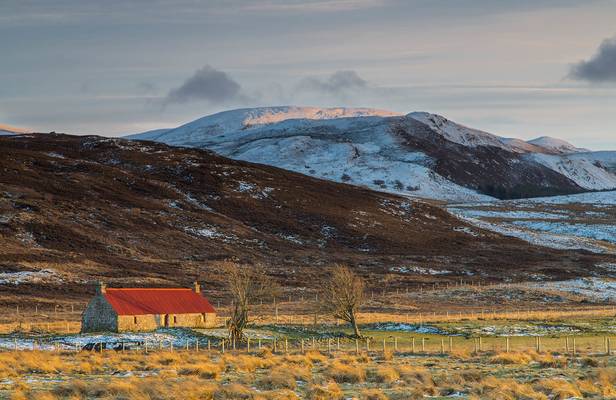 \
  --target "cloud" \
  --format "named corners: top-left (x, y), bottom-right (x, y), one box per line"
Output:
top-left (297, 70), bottom-right (368, 95)
top-left (569, 36), bottom-right (616, 83)
top-left (164, 65), bottom-right (243, 104)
